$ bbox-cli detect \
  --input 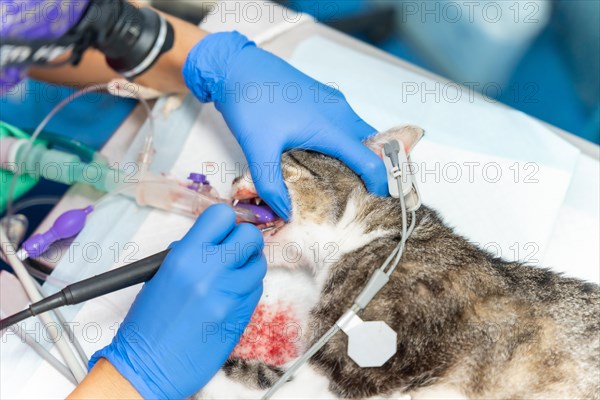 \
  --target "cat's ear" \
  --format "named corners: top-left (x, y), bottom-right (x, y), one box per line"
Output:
top-left (365, 125), bottom-right (425, 159)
